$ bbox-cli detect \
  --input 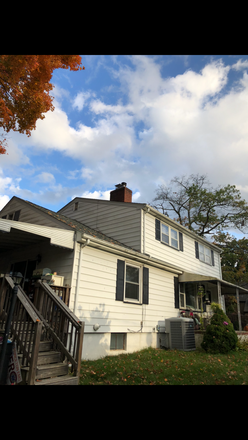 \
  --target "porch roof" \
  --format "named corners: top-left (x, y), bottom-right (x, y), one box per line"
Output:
top-left (0, 219), bottom-right (75, 253)
top-left (178, 272), bottom-right (248, 295)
